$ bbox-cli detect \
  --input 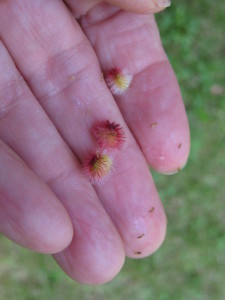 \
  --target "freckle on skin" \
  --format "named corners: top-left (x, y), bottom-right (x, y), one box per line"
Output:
top-left (134, 251), bottom-right (142, 255)
top-left (150, 122), bottom-right (158, 128)
top-left (137, 234), bottom-right (145, 239)
top-left (149, 207), bottom-right (155, 213)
